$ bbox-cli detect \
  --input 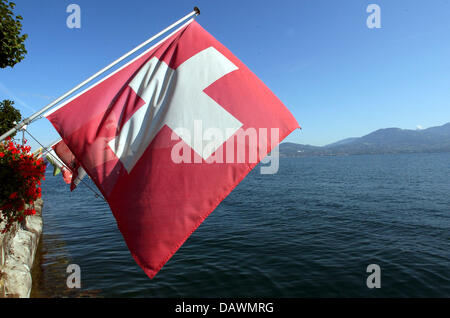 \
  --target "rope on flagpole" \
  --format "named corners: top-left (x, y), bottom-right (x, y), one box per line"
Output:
top-left (0, 7), bottom-right (201, 142)
top-left (24, 130), bottom-right (106, 202)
